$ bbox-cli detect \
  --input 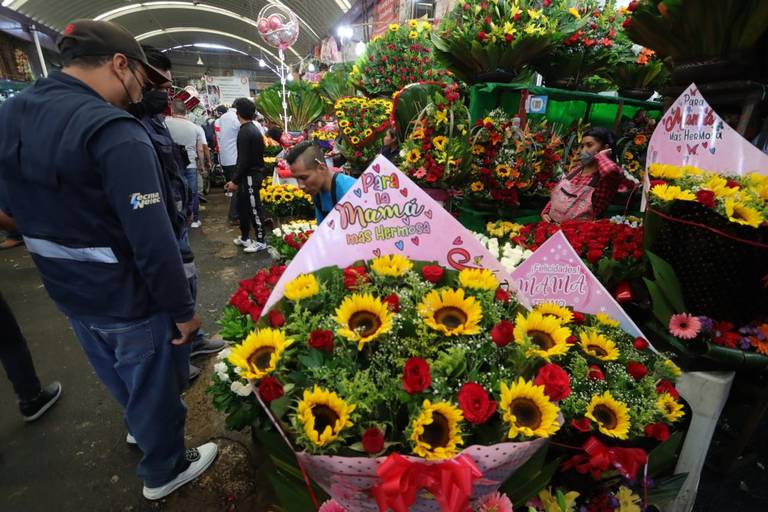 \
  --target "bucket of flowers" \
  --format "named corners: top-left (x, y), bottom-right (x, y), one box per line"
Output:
top-left (271, 219), bottom-right (317, 262)
top-left (260, 177), bottom-right (314, 220)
